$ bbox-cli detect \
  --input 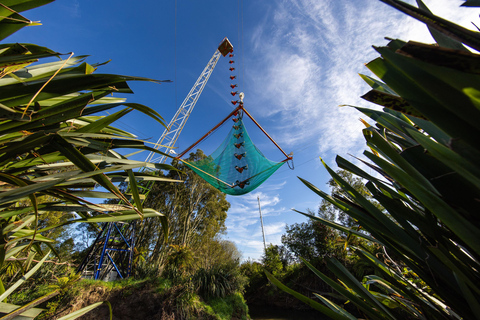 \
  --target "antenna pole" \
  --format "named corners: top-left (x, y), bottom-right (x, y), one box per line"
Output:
top-left (258, 196), bottom-right (267, 252)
